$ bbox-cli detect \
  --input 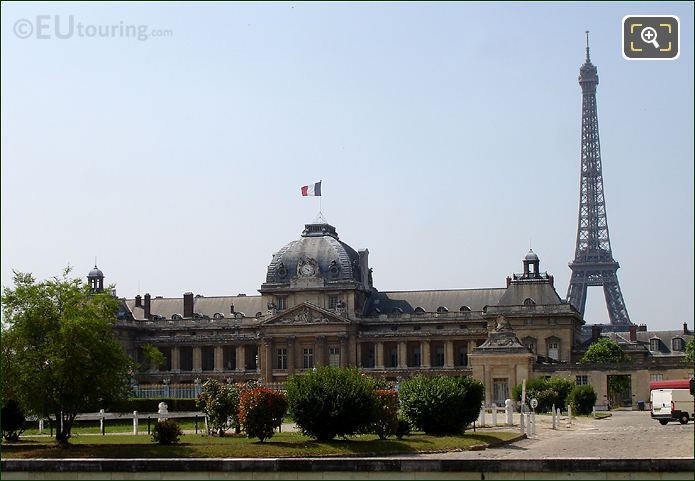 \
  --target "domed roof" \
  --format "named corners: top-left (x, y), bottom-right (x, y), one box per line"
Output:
top-left (88, 265), bottom-right (104, 278)
top-left (263, 223), bottom-right (362, 288)
top-left (525, 249), bottom-right (539, 261)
